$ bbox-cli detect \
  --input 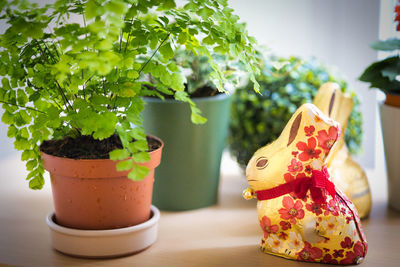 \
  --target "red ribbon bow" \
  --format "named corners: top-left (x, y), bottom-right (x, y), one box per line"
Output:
top-left (293, 166), bottom-right (336, 203)
top-left (255, 166), bottom-right (336, 204)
